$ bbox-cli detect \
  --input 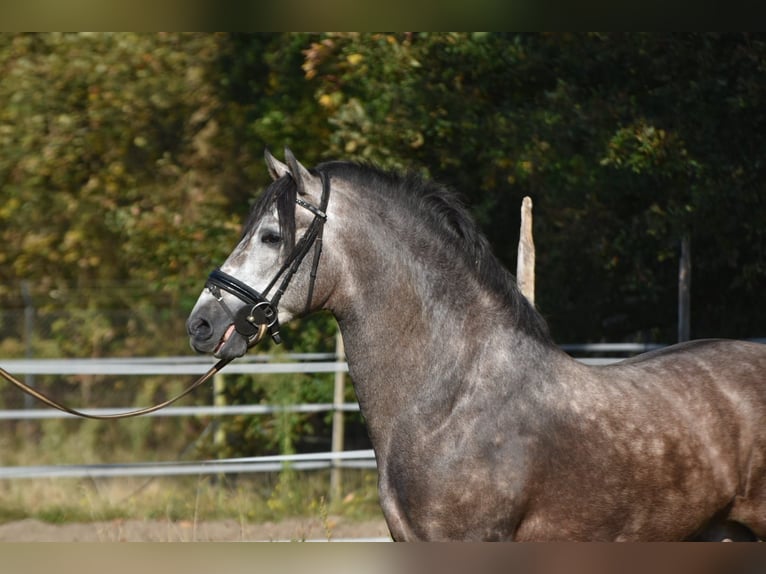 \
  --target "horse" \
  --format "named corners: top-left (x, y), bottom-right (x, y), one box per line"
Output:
top-left (186, 148), bottom-right (766, 541)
